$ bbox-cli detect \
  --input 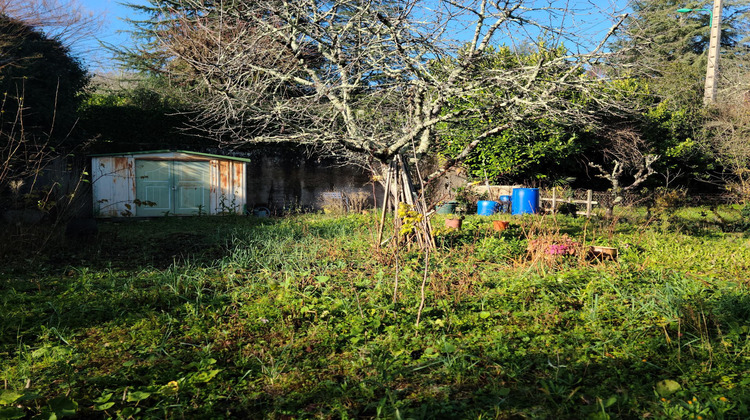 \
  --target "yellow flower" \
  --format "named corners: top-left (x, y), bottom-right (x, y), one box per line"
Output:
top-left (160, 380), bottom-right (180, 395)
top-left (719, 397), bottom-right (728, 402)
